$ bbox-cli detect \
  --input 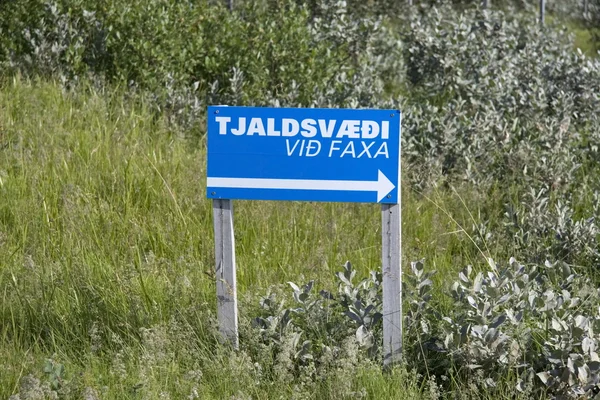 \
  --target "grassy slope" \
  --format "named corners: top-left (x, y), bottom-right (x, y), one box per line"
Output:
top-left (546, 13), bottom-right (600, 57)
top-left (572, 23), bottom-right (600, 56)
top-left (0, 78), bottom-right (516, 398)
